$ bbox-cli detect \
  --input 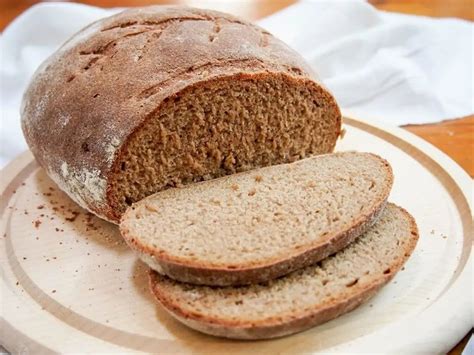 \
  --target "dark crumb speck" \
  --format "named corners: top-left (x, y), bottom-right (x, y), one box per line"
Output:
top-left (52, 290), bottom-right (56, 293)
top-left (22, 257), bottom-right (27, 260)
top-left (40, 214), bottom-right (45, 217)
top-left (55, 228), bottom-right (60, 232)
top-left (24, 210), bottom-right (28, 215)
top-left (37, 205), bottom-right (45, 210)
top-left (33, 220), bottom-right (41, 228)
top-left (21, 182), bottom-right (26, 186)
top-left (16, 281), bottom-right (19, 286)
top-left (65, 211), bottom-right (80, 222)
